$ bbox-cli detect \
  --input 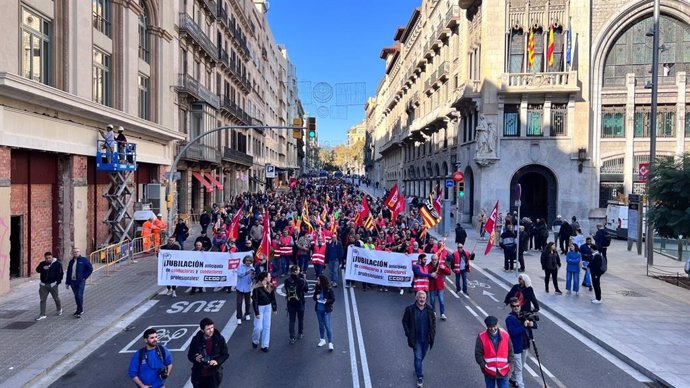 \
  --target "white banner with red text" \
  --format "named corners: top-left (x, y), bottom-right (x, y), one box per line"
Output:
top-left (344, 246), bottom-right (414, 287)
top-left (157, 250), bottom-right (251, 287)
